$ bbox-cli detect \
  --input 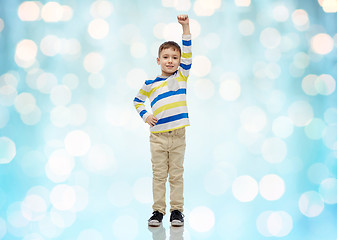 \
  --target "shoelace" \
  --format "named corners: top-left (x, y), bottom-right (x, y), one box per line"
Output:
top-left (171, 210), bottom-right (184, 219)
top-left (150, 211), bottom-right (162, 220)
